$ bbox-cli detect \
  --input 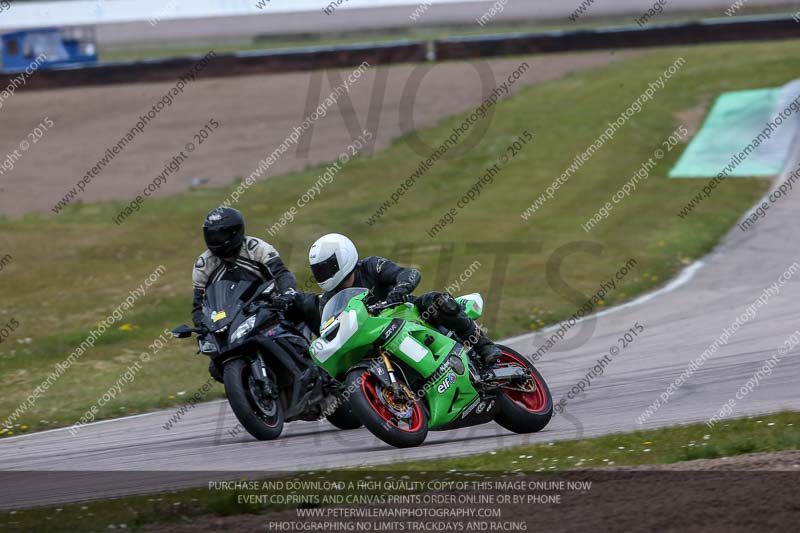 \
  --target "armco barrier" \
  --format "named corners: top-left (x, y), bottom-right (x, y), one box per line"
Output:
top-left (435, 14), bottom-right (800, 60)
top-left (1, 14), bottom-right (799, 92)
top-left (0, 40), bottom-right (427, 91)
